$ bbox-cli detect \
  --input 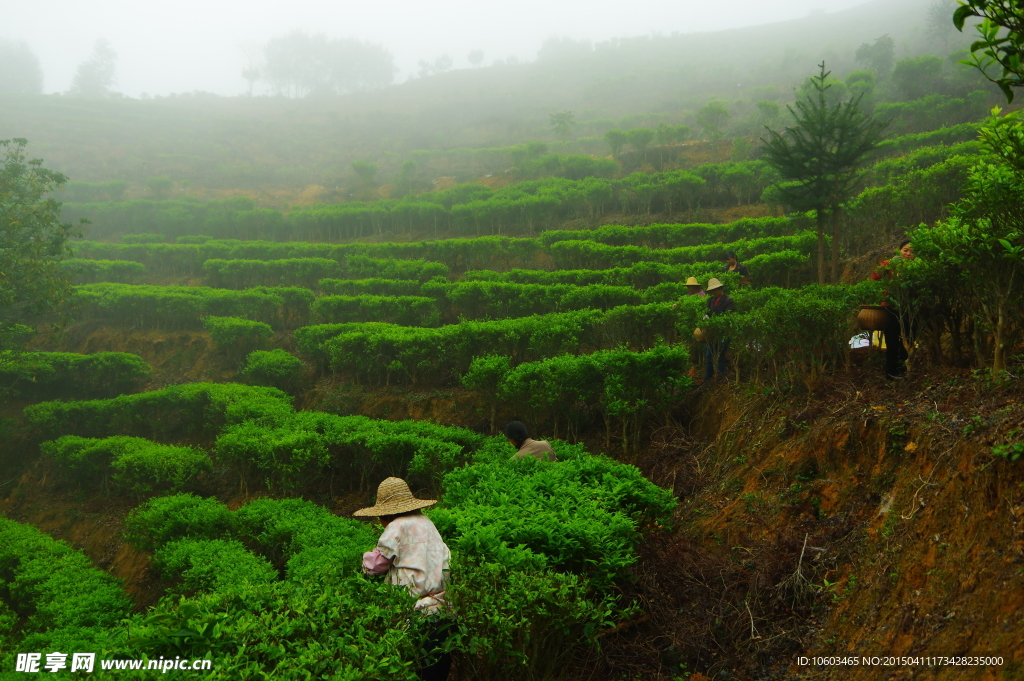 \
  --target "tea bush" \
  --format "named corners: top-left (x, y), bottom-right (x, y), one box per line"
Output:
top-left (202, 315), bottom-right (273, 361)
top-left (41, 435), bottom-right (212, 495)
top-left (0, 518), bottom-right (131, 632)
top-left (124, 494), bottom-right (236, 551)
top-left (154, 538), bottom-right (277, 595)
top-left (57, 258), bottom-right (146, 284)
top-left (0, 351), bottom-right (150, 400)
top-left (240, 349), bottom-right (305, 392)
top-left (24, 383), bottom-right (294, 442)
top-left (311, 294), bottom-right (440, 326)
